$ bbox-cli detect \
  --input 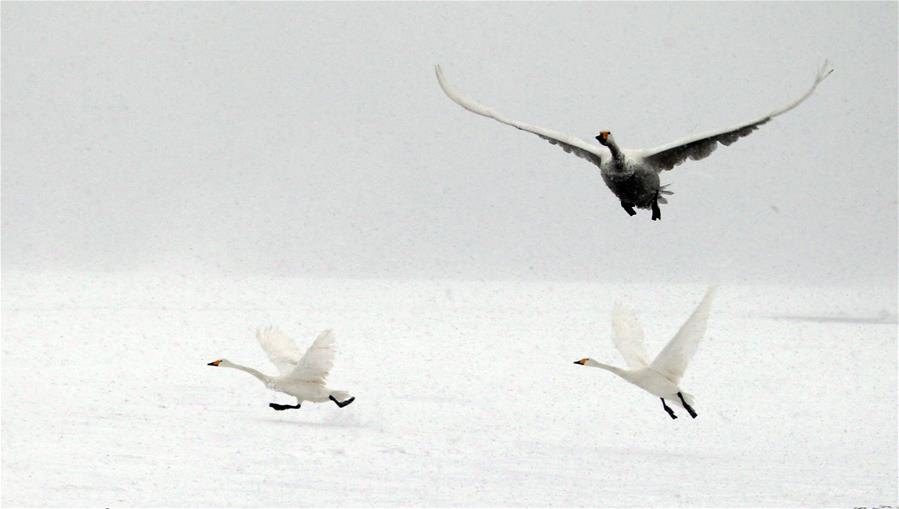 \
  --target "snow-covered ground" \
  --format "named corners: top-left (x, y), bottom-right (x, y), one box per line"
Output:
top-left (2, 272), bottom-right (896, 506)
